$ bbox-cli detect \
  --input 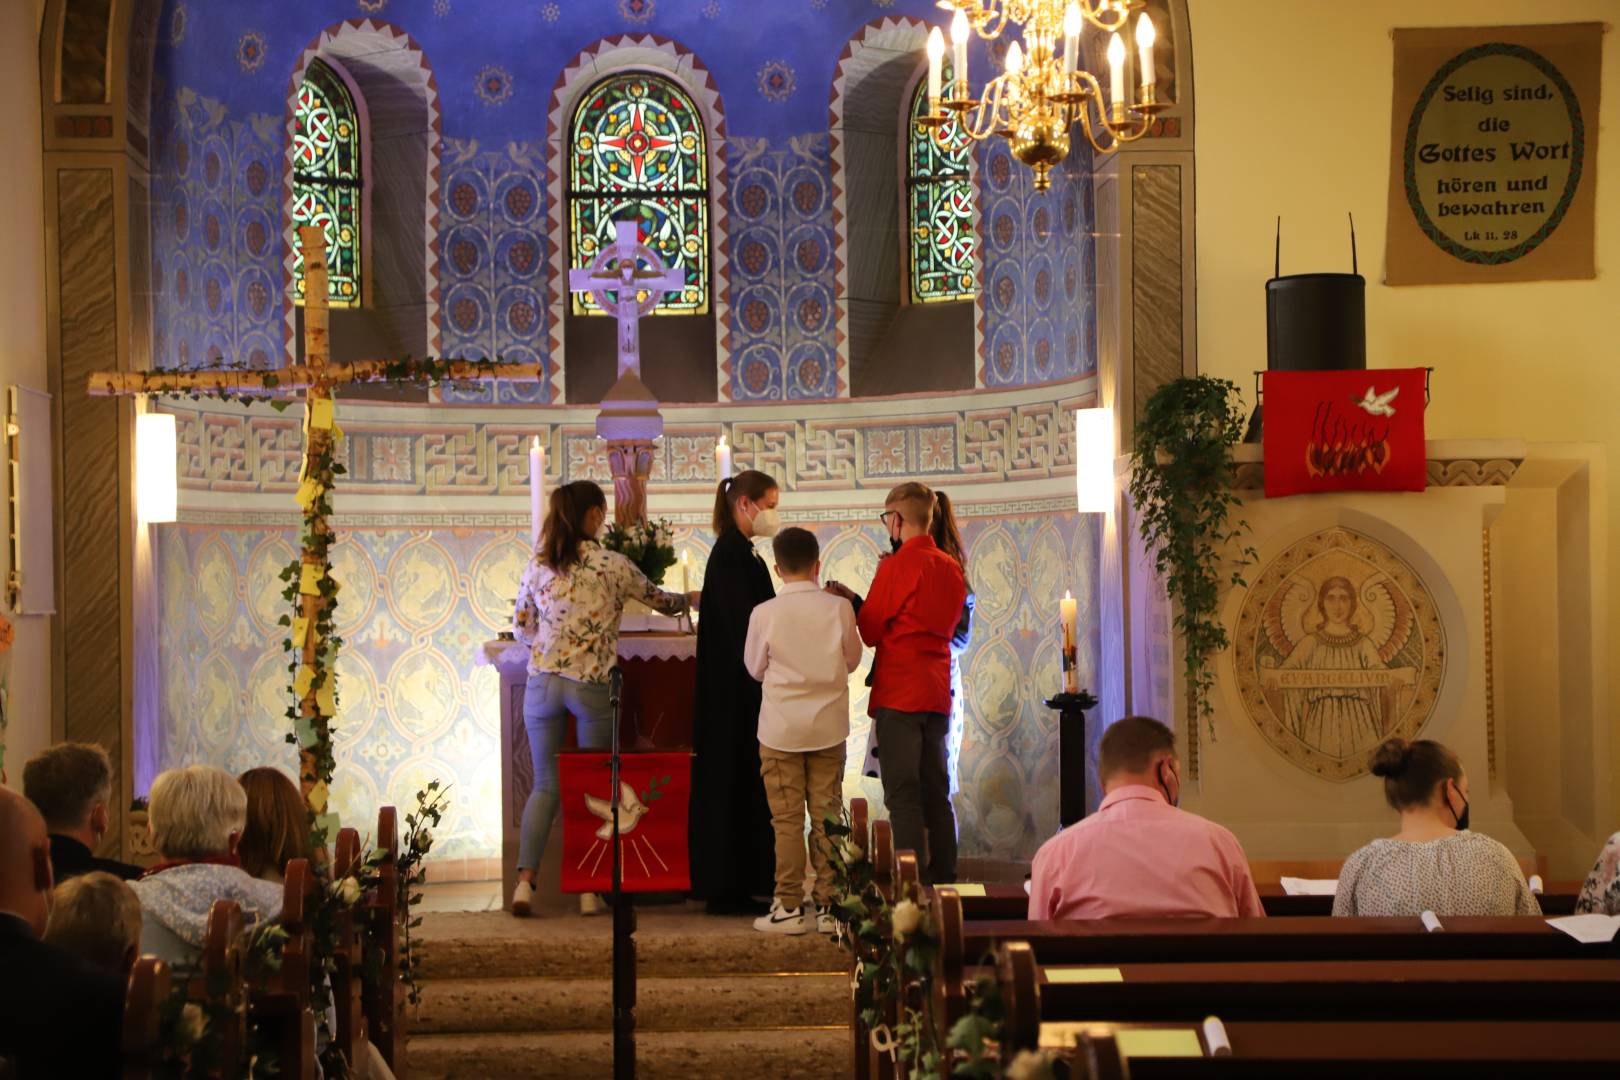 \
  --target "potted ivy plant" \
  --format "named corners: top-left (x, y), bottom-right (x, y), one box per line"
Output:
top-left (1128, 376), bottom-right (1255, 736)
